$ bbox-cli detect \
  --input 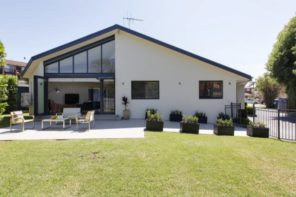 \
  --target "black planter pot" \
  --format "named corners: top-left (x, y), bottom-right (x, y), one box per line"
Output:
top-left (247, 126), bottom-right (269, 138)
top-left (214, 124), bottom-right (234, 136)
top-left (180, 122), bottom-right (199, 134)
top-left (169, 114), bottom-right (183, 122)
top-left (146, 120), bottom-right (164, 131)
top-left (198, 117), bottom-right (208, 124)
